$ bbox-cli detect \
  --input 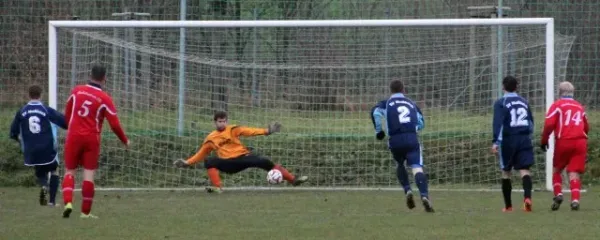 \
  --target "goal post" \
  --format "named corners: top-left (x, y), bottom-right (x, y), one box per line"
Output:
top-left (48, 18), bottom-right (565, 191)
